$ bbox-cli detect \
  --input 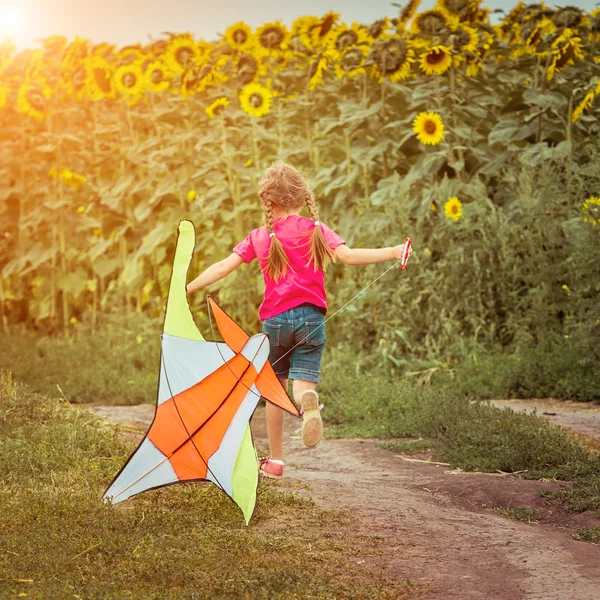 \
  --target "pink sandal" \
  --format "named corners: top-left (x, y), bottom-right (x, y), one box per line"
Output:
top-left (259, 457), bottom-right (284, 478)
